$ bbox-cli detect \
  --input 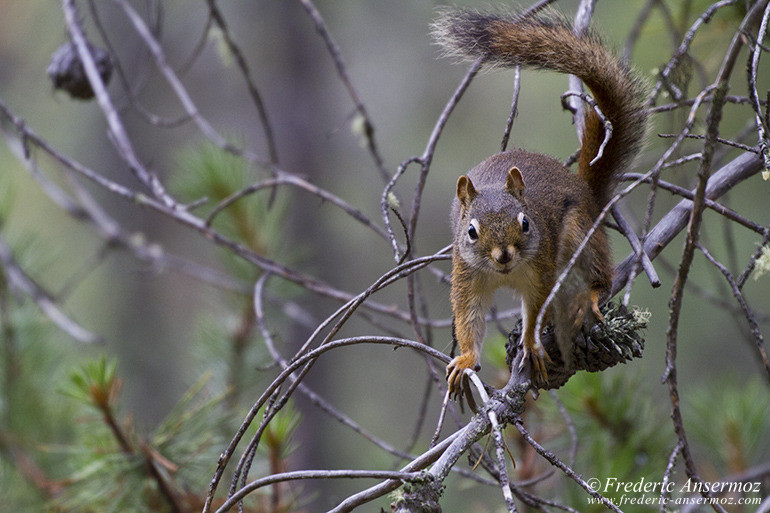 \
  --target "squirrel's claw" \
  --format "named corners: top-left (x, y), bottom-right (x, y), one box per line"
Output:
top-left (519, 343), bottom-right (551, 387)
top-left (446, 364), bottom-right (463, 399)
top-left (446, 354), bottom-right (480, 403)
top-left (591, 296), bottom-right (605, 323)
